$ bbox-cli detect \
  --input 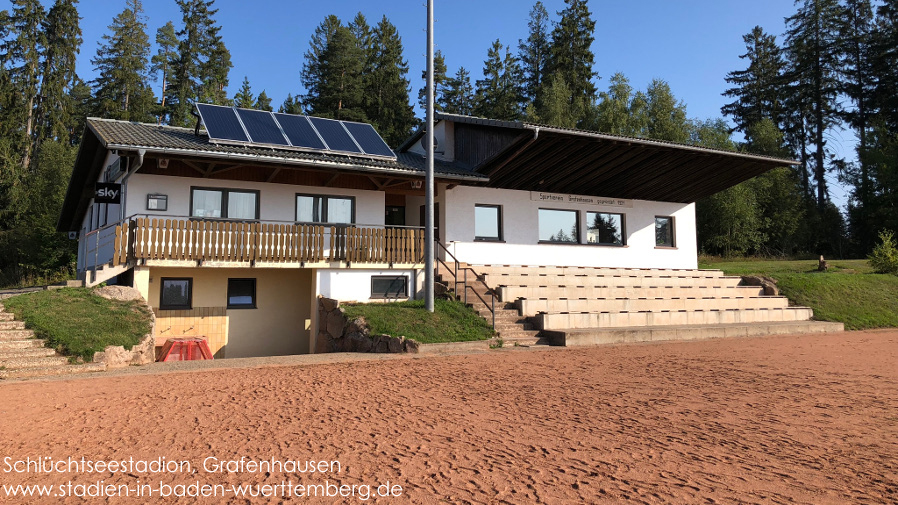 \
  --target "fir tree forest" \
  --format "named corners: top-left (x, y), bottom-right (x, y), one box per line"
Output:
top-left (1, 0), bottom-right (897, 286)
